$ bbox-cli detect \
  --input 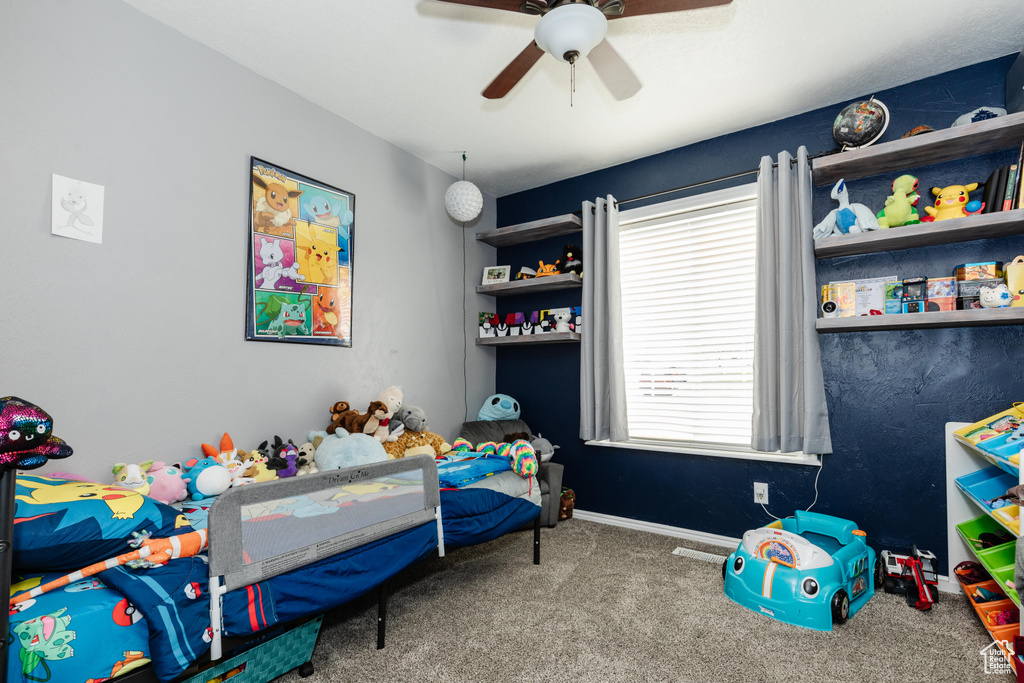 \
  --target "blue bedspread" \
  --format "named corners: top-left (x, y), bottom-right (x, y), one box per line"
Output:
top-left (436, 454), bottom-right (512, 488)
